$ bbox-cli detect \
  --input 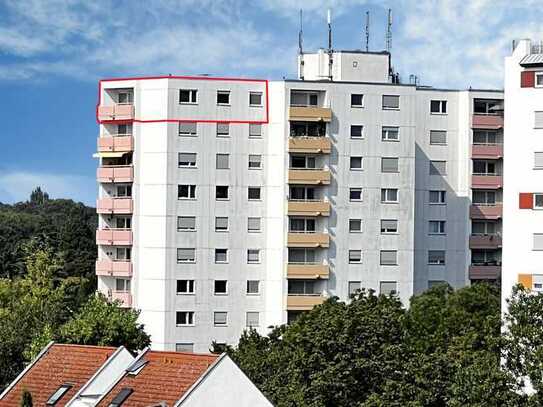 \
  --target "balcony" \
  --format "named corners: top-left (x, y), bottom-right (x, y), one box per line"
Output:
top-left (110, 291), bottom-right (132, 308)
top-left (288, 169), bottom-right (330, 185)
top-left (289, 106), bottom-right (332, 122)
top-left (469, 265), bottom-right (501, 280)
top-left (472, 114), bottom-right (503, 129)
top-left (96, 229), bottom-right (133, 246)
top-left (97, 136), bottom-right (134, 153)
top-left (98, 104), bottom-right (135, 121)
top-left (95, 260), bottom-right (133, 277)
top-left (472, 174), bottom-right (502, 189)
top-left (287, 232), bottom-right (329, 248)
top-left (96, 197), bottom-right (133, 214)
top-left (471, 144), bottom-right (503, 159)
top-left (97, 166), bottom-right (134, 183)
top-left (287, 200), bottom-right (330, 216)
top-left (288, 137), bottom-right (331, 154)
top-left (287, 294), bottom-right (325, 310)
top-left (469, 234), bottom-right (502, 249)
top-left (470, 204), bottom-right (502, 219)
top-left (287, 264), bottom-right (329, 279)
